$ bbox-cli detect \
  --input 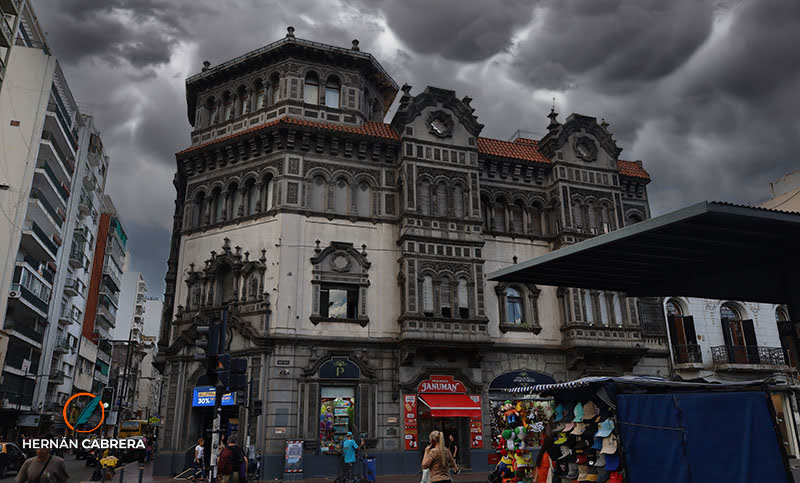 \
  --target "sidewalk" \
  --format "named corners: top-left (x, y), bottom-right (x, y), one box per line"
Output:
top-left (98, 463), bottom-right (490, 483)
